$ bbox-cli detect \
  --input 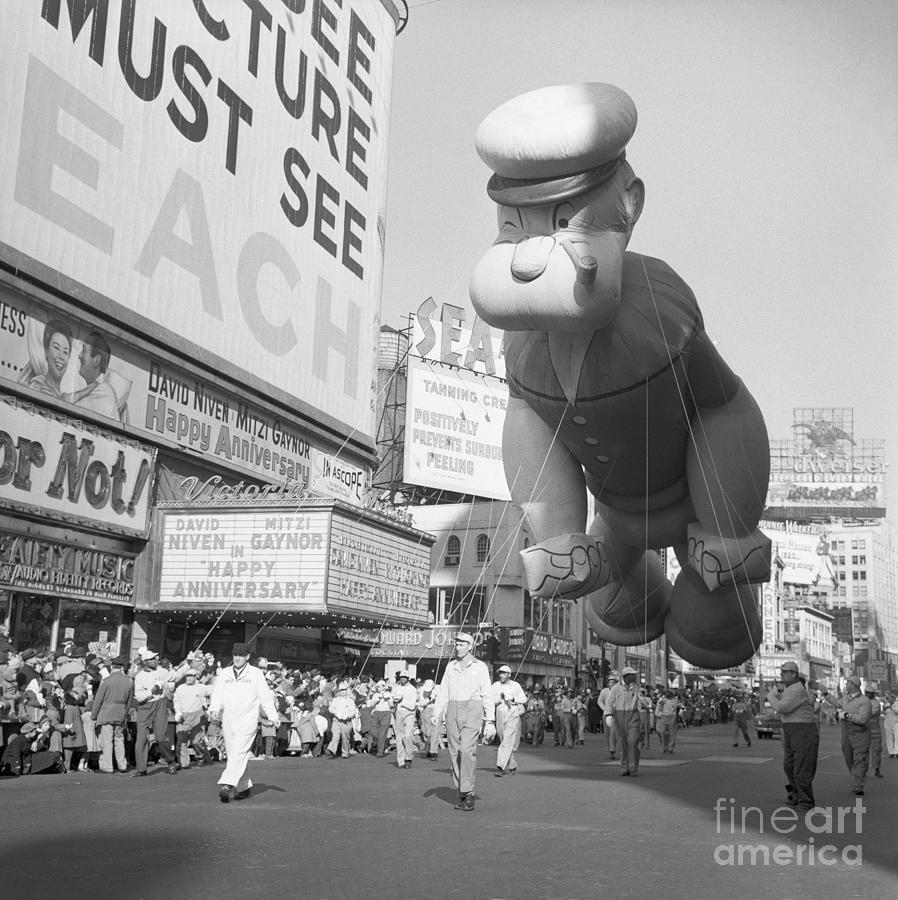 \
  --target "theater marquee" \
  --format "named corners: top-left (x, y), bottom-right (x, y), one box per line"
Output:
top-left (150, 500), bottom-right (433, 625)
